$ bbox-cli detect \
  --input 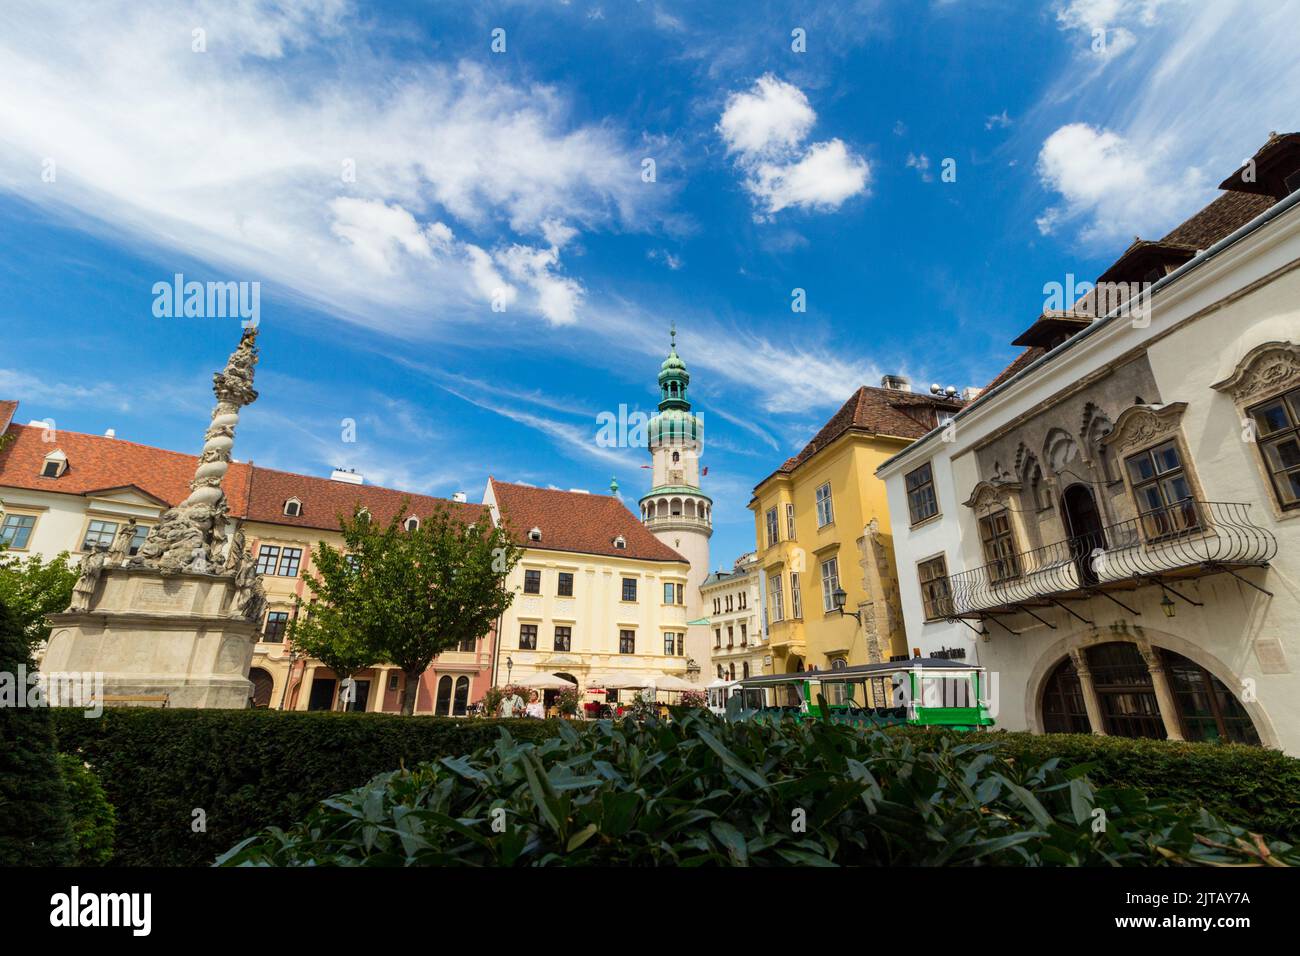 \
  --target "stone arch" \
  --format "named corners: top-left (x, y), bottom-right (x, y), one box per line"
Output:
top-left (248, 667), bottom-right (274, 708)
top-left (685, 499), bottom-right (696, 518)
top-left (1043, 427), bottom-right (1079, 477)
top-left (1024, 626), bottom-right (1278, 748)
top-left (670, 497), bottom-right (683, 516)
